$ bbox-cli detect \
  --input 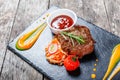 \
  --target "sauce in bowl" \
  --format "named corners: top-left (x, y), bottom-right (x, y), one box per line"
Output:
top-left (47, 9), bottom-right (77, 34)
top-left (51, 15), bottom-right (74, 29)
